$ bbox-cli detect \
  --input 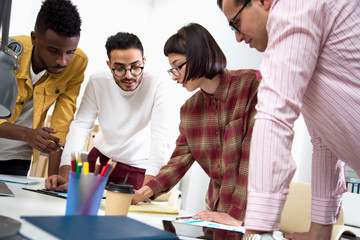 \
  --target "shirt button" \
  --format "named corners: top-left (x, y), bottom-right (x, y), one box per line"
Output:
top-left (216, 131), bottom-right (219, 135)
top-left (19, 101), bottom-right (24, 105)
top-left (55, 89), bottom-right (60, 94)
